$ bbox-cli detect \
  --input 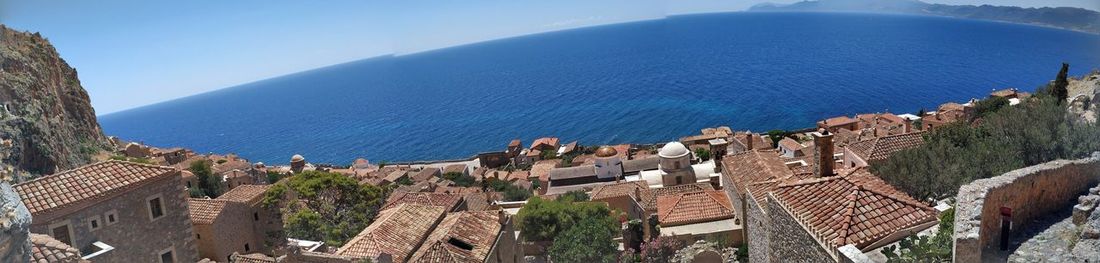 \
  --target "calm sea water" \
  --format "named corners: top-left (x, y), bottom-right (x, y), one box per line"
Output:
top-left (99, 12), bottom-right (1100, 164)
